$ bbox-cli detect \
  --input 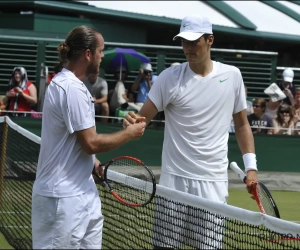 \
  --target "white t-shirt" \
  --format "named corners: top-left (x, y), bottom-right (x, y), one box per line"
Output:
top-left (148, 61), bottom-right (246, 181)
top-left (110, 81), bottom-right (127, 111)
top-left (33, 68), bottom-right (96, 197)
